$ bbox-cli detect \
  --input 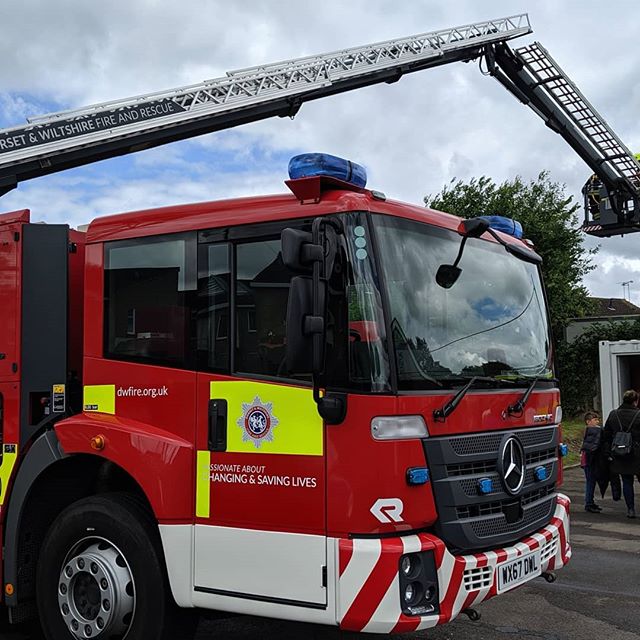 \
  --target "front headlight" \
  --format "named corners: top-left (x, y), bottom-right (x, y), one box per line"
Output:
top-left (371, 415), bottom-right (428, 441)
